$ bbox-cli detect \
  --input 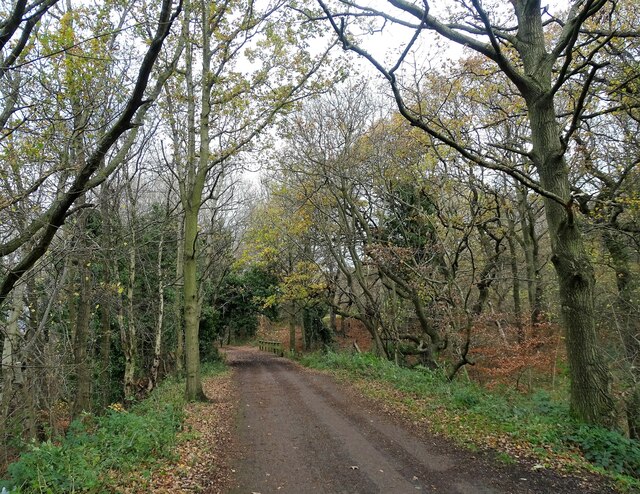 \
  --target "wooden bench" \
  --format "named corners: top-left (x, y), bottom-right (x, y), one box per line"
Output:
top-left (258, 339), bottom-right (284, 357)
